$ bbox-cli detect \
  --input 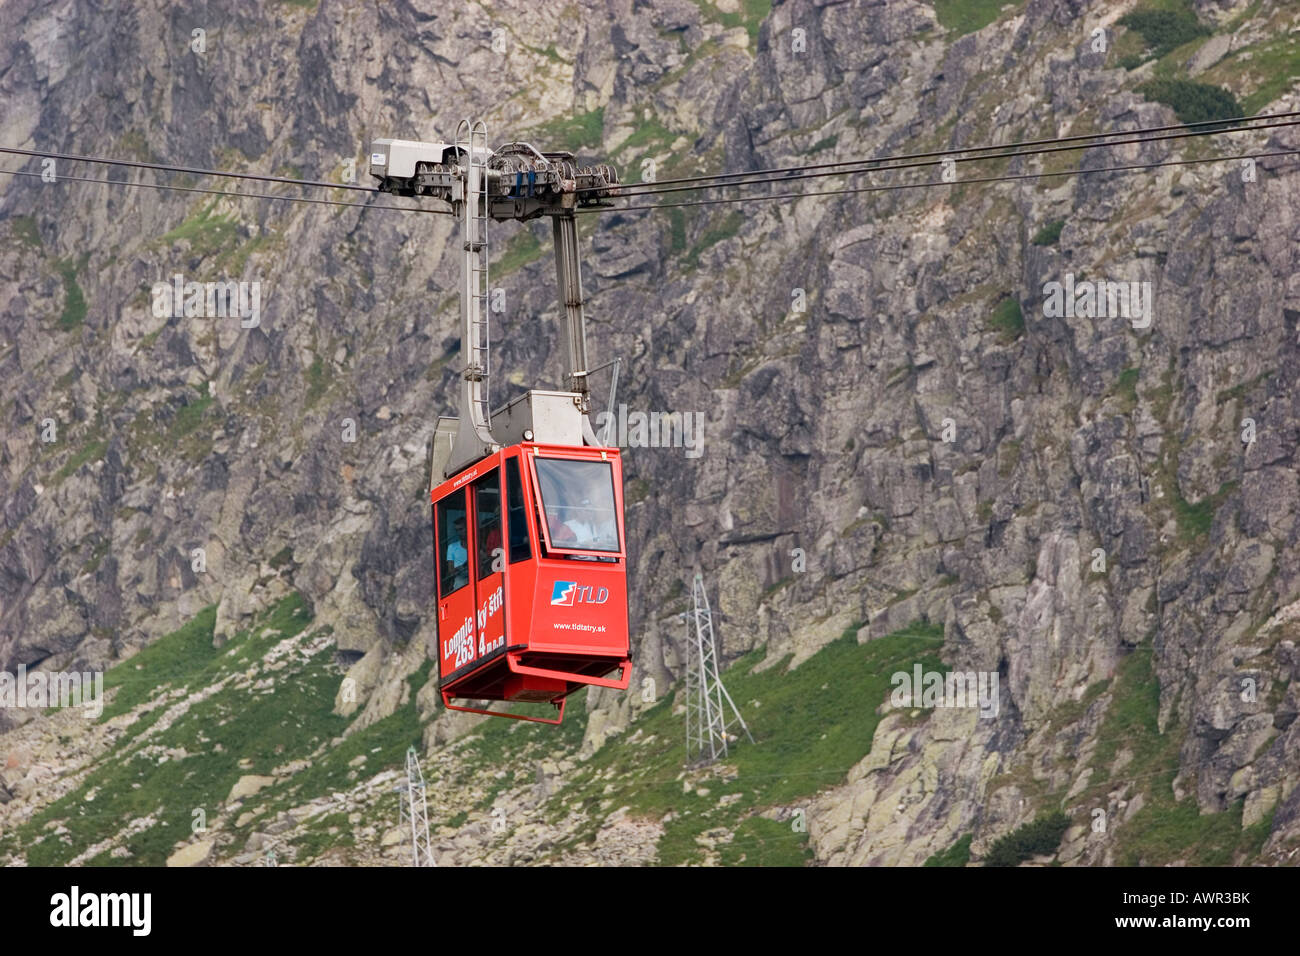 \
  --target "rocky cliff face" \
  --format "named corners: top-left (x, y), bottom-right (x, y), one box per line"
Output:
top-left (2, 0), bottom-right (1299, 866)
